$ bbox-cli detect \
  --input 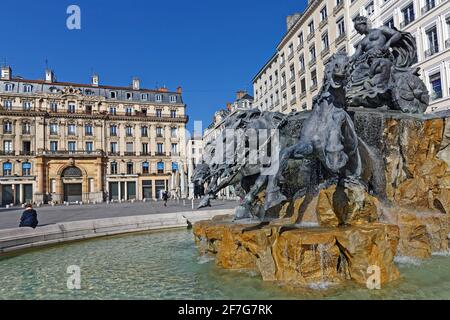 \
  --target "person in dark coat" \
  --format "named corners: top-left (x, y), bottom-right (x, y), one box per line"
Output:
top-left (163, 191), bottom-right (169, 207)
top-left (19, 204), bottom-right (38, 229)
